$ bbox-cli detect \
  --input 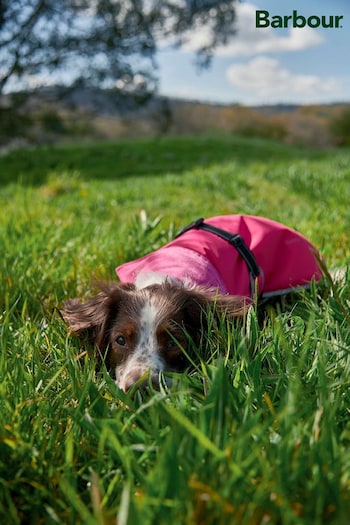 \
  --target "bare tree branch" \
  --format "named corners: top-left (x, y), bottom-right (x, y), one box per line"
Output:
top-left (0, 0), bottom-right (237, 95)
